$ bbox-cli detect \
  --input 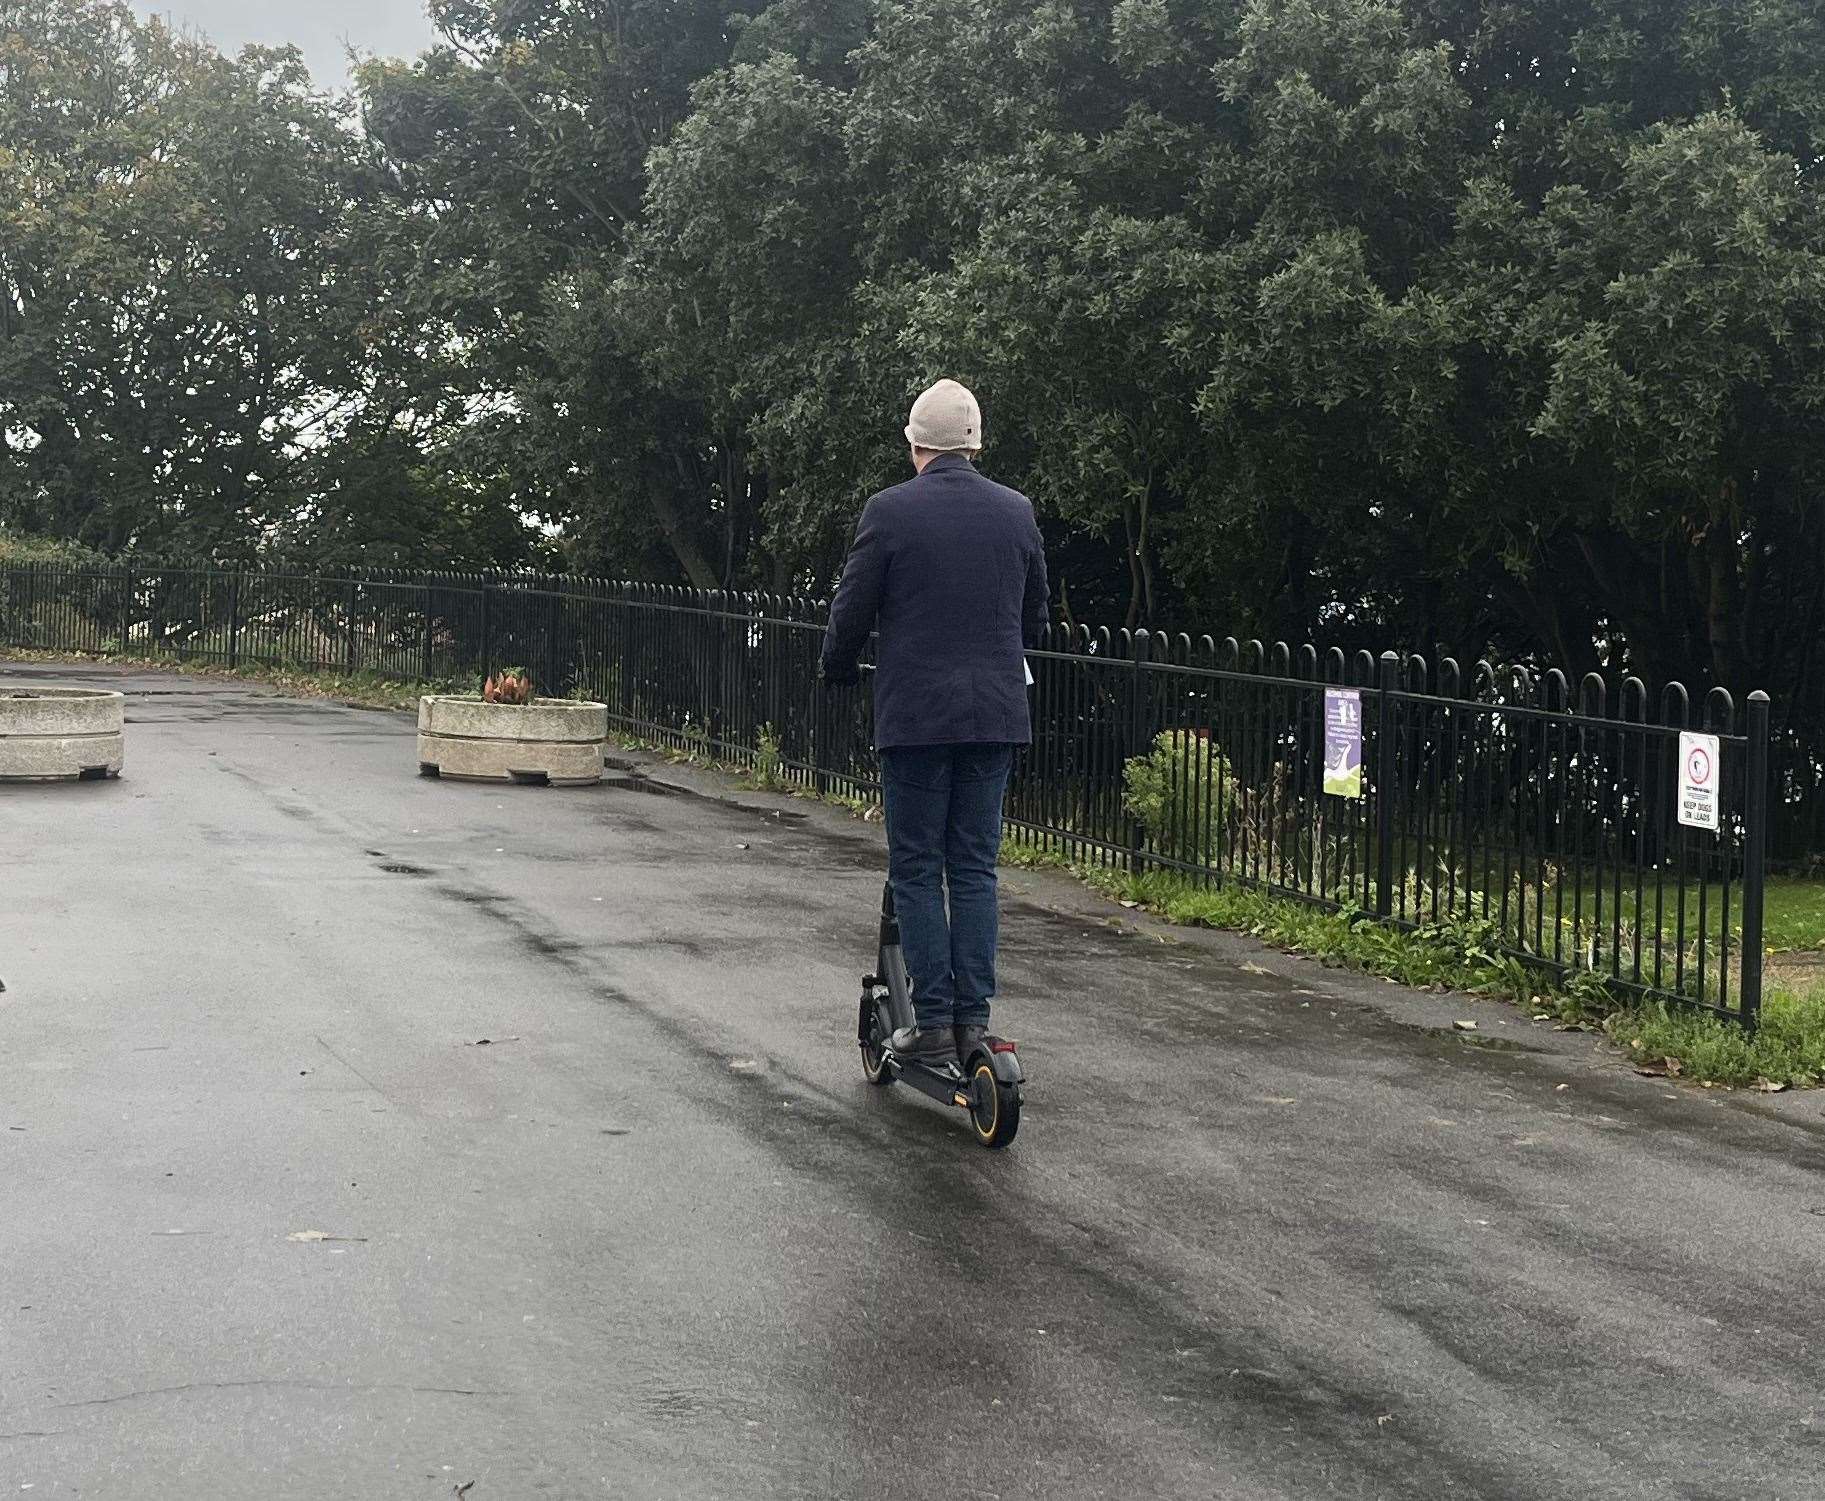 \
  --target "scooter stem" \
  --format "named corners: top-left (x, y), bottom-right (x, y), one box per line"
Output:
top-left (875, 880), bottom-right (917, 1034)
